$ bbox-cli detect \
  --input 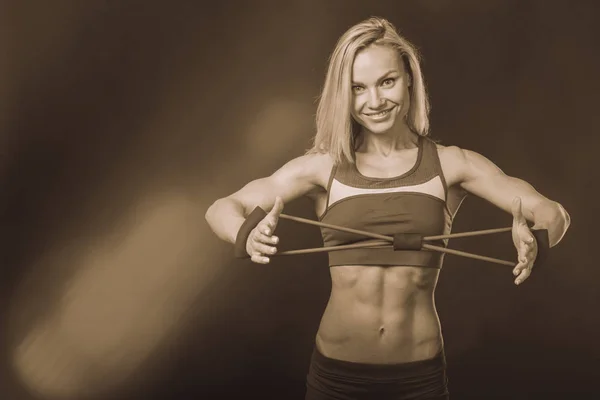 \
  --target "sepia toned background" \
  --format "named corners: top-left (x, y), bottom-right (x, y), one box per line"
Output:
top-left (2, 0), bottom-right (598, 399)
